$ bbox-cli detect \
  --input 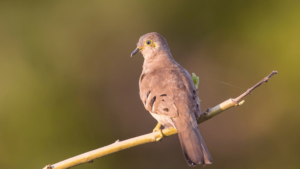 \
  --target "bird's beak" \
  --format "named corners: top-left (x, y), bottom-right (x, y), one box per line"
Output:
top-left (131, 47), bottom-right (143, 57)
